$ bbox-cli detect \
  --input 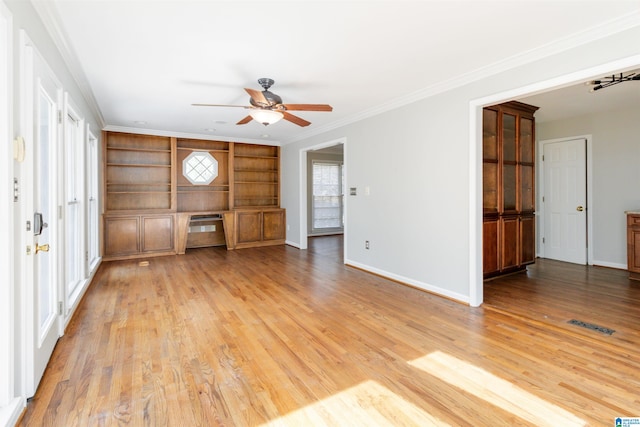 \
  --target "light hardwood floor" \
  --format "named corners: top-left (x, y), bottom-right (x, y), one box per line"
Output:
top-left (18, 236), bottom-right (640, 426)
